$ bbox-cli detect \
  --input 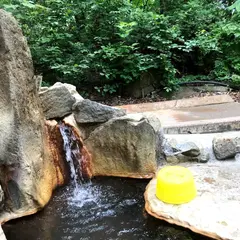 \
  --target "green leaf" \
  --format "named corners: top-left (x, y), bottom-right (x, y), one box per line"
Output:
top-left (228, 0), bottom-right (240, 12)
